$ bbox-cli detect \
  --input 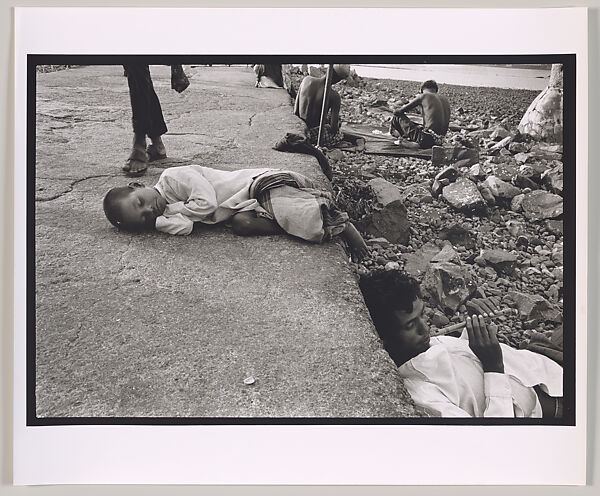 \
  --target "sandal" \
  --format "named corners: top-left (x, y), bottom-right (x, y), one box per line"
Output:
top-left (123, 148), bottom-right (149, 176)
top-left (146, 143), bottom-right (167, 162)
